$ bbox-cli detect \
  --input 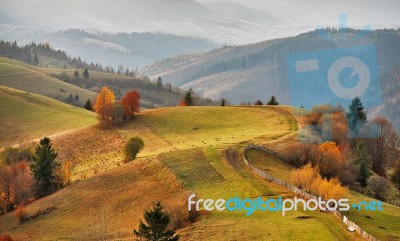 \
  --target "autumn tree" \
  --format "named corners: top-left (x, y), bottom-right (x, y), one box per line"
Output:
top-left (134, 202), bottom-right (179, 241)
top-left (121, 90), bottom-right (141, 120)
top-left (267, 96), bottom-right (279, 105)
top-left (315, 142), bottom-right (344, 179)
top-left (364, 117), bottom-right (399, 175)
top-left (30, 137), bottom-right (62, 198)
top-left (368, 176), bottom-right (392, 201)
top-left (93, 87), bottom-right (115, 126)
top-left (0, 166), bottom-right (14, 212)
